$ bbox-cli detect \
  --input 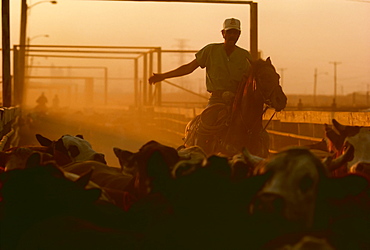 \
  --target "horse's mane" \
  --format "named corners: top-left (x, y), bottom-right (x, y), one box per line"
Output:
top-left (250, 57), bottom-right (276, 74)
top-left (232, 58), bottom-right (273, 113)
